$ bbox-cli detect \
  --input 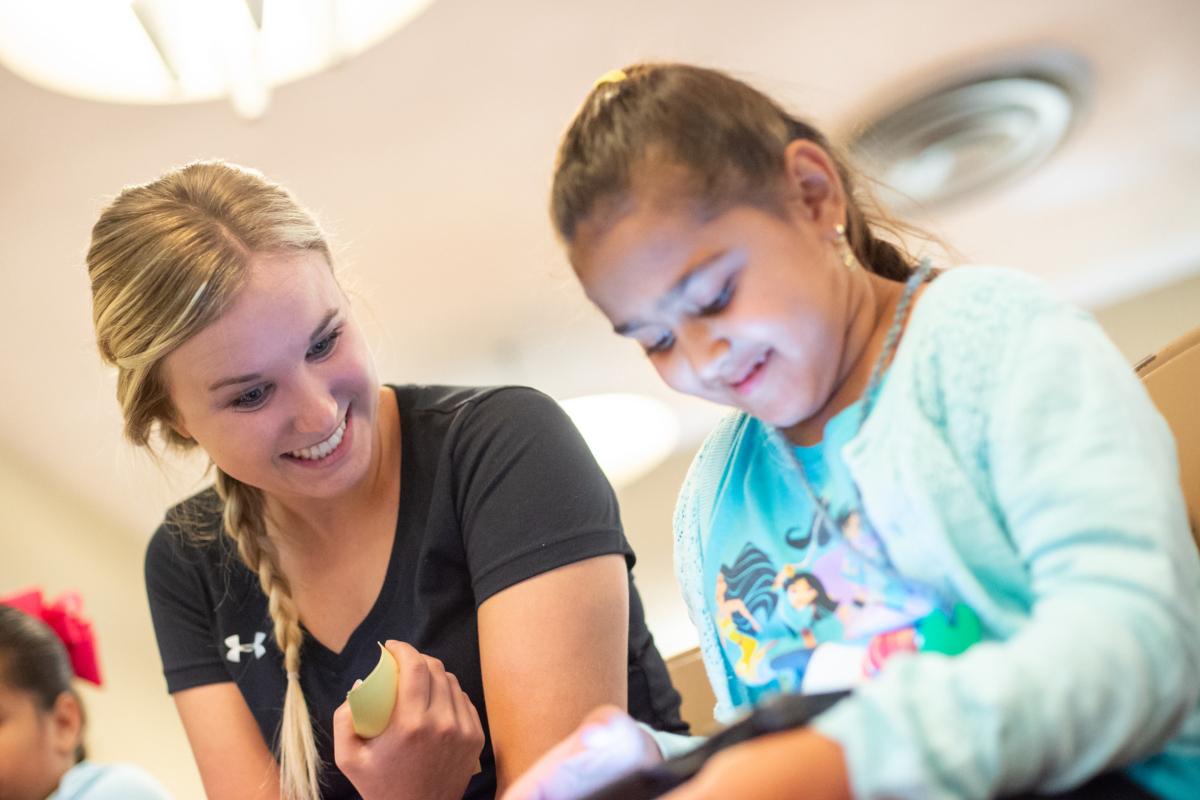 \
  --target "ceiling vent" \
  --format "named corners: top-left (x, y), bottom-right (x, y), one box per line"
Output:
top-left (849, 50), bottom-right (1092, 211)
